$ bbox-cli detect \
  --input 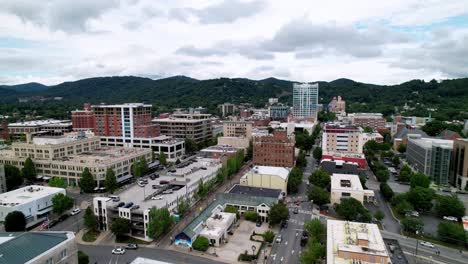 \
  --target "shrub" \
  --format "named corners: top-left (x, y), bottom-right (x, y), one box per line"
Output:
top-left (244, 211), bottom-right (259, 222)
top-left (192, 236), bottom-right (209, 251)
top-left (263, 230), bottom-right (275, 243)
top-left (78, 251), bottom-right (89, 264)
